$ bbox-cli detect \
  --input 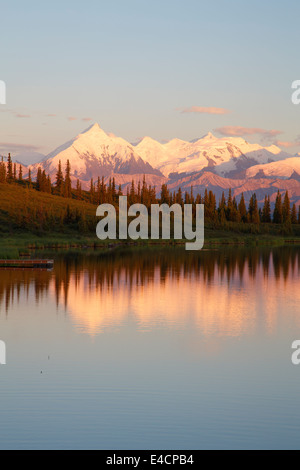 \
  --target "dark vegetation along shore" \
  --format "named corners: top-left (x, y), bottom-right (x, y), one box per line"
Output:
top-left (0, 156), bottom-right (300, 258)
